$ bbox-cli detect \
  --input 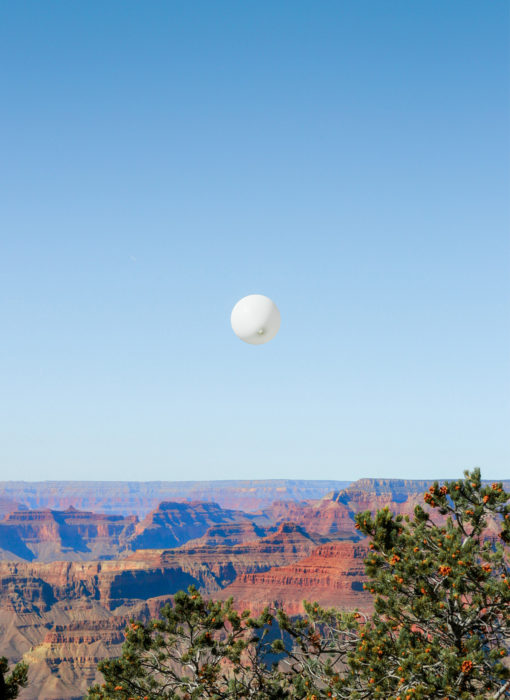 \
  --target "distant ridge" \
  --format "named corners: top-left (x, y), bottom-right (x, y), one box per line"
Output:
top-left (2, 478), bottom-right (508, 518)
top-left (0, 480), bottom-right (352, 517)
